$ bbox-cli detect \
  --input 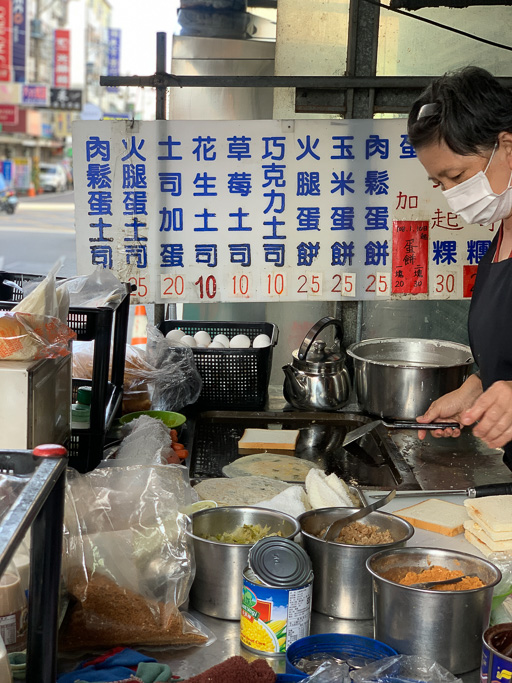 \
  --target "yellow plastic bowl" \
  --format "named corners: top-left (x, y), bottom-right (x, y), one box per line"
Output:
top-left (119, 410), bottom-right (186, 428)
